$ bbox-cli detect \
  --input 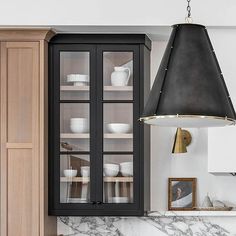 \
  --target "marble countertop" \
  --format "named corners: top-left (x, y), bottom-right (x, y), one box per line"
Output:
top-left (147, 210), bottom-right (236, 217)
top-left (58, 215), bottom-right (236, 236)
